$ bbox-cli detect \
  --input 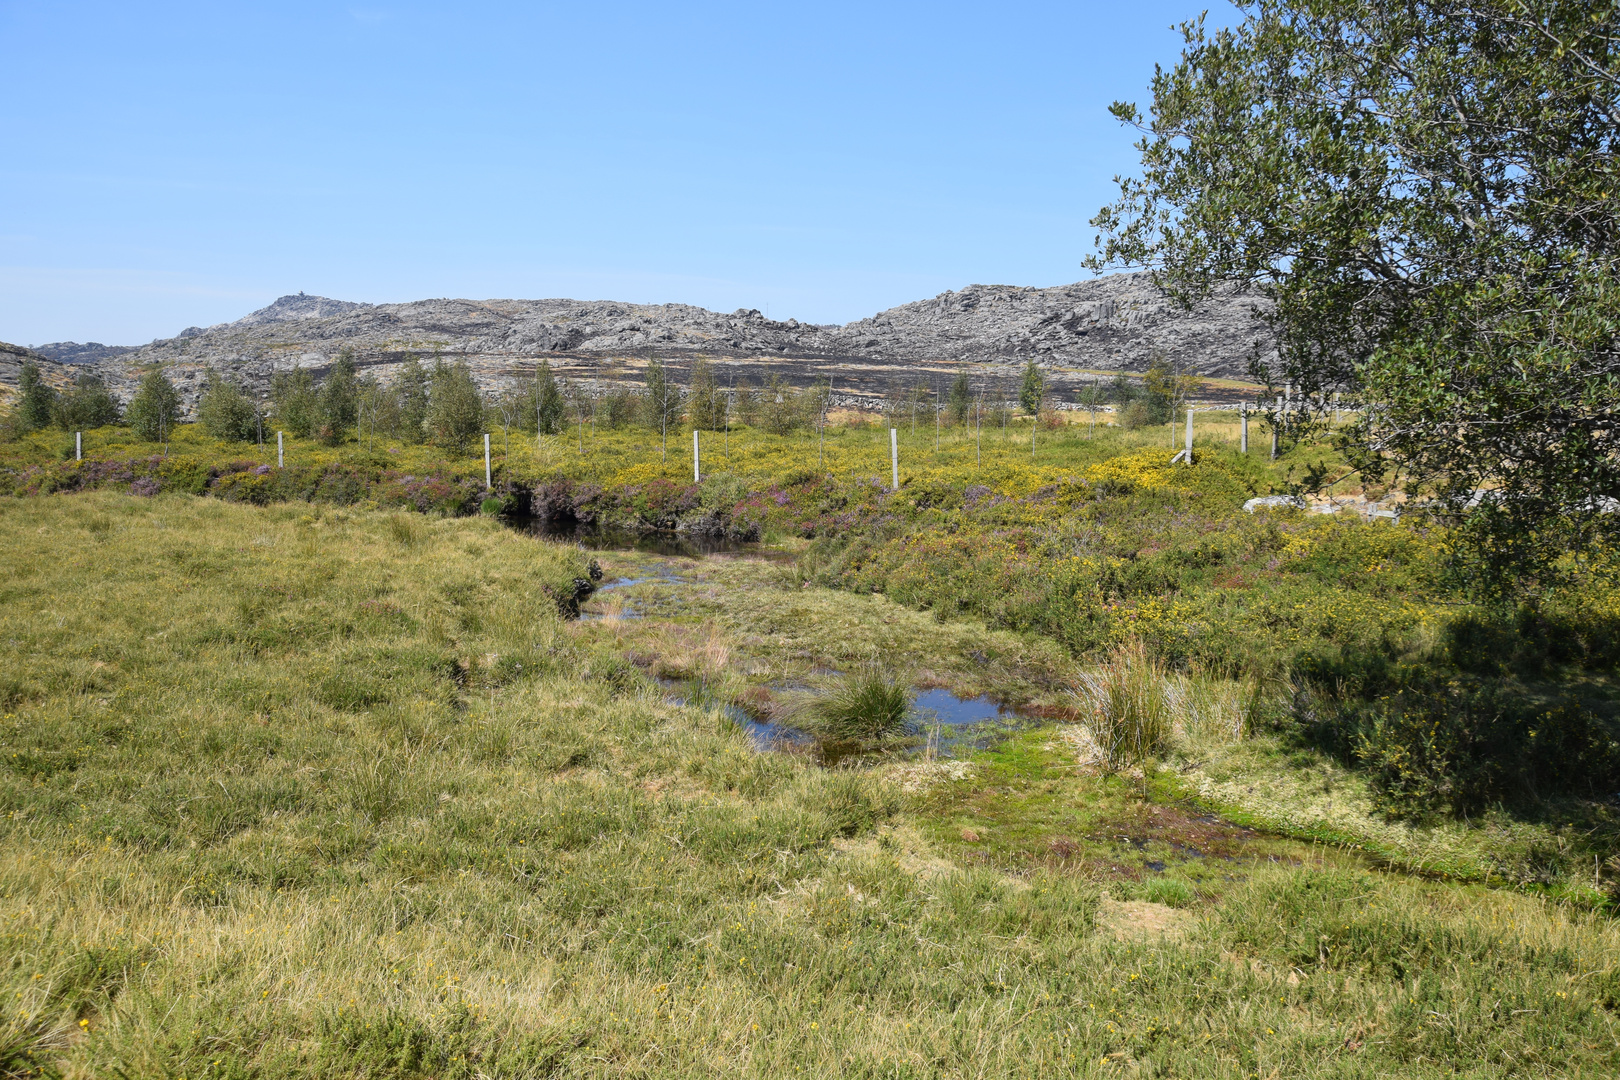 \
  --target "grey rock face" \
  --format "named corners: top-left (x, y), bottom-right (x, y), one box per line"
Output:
top-left (33, 342), bottom-right (139, 365)
top-left (1, 342), bottom-right (77, 407)
top-left (834, 275), bottom-right (1271, 377)
top-left (232, 292), bottom-right (375, 326)
top-left (67, 272), bottom-right (1275, 415)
